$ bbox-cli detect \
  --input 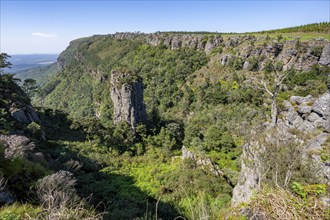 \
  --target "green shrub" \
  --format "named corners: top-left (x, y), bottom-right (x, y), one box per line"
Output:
top-left (247, 56), bottom-right (259, 71)
top-left (311, 45), bottom-right (323, 57)
top-left (26, 122), bottom-right (42, 138)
